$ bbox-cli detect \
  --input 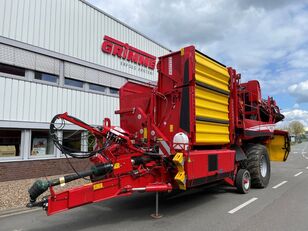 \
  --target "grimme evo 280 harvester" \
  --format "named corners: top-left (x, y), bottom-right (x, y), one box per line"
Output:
top-left (27, 46), bottom-right (290, 216)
